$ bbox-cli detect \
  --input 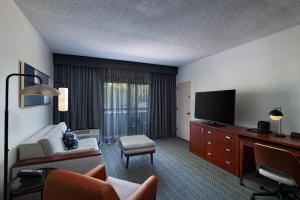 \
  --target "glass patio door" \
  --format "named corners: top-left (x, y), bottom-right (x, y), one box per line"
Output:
top-left (103, 82), bottom-right (149, 143)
